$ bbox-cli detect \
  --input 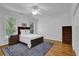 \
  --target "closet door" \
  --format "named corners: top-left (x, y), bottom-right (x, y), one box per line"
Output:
top-left (62, 26), bottom-right (72, 45)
